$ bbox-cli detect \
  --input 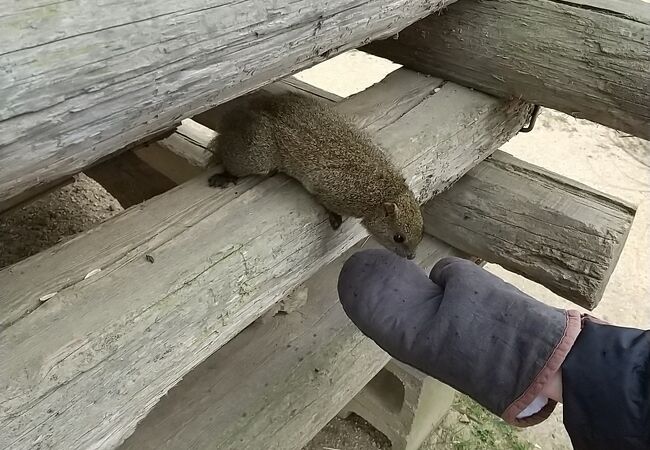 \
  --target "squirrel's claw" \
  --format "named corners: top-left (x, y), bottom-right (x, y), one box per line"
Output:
top-left (209, 172), bottom-right (238, 188)
top-left (328, 211), bottom-right (343, 230)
